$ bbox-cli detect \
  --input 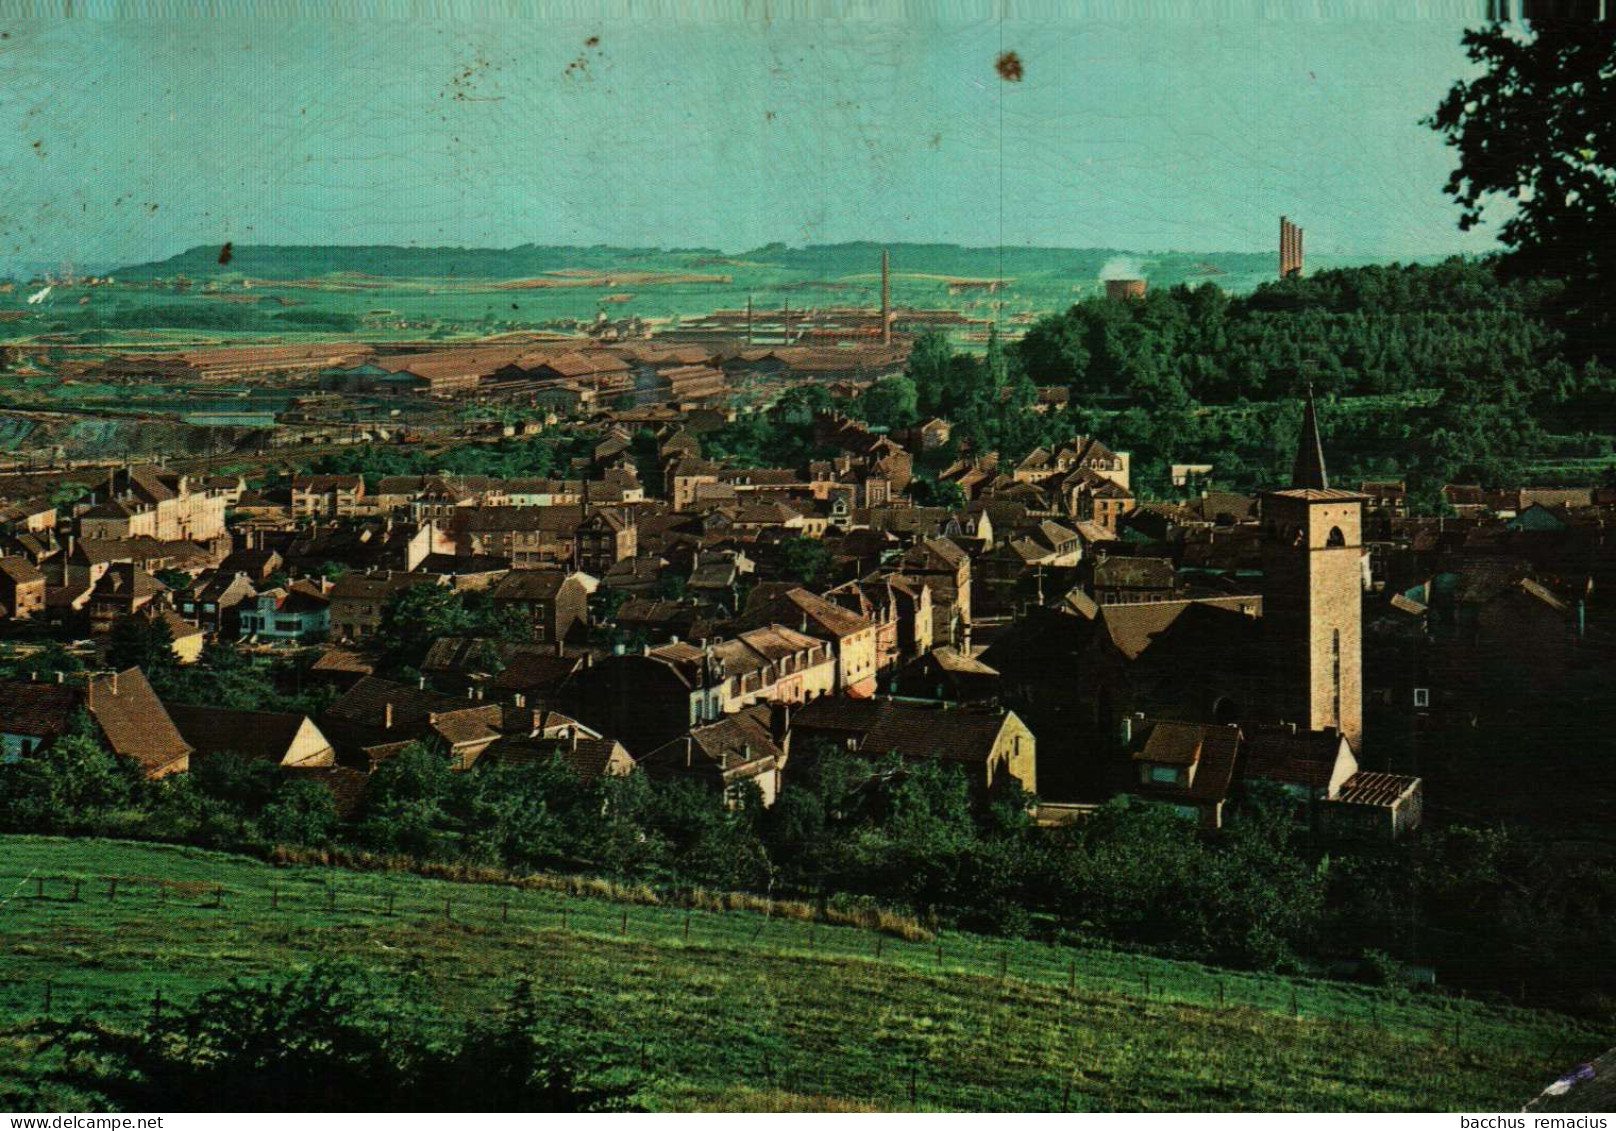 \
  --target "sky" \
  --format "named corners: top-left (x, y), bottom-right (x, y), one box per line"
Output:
top-left (0, 1), bottom-right (1503, 273)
